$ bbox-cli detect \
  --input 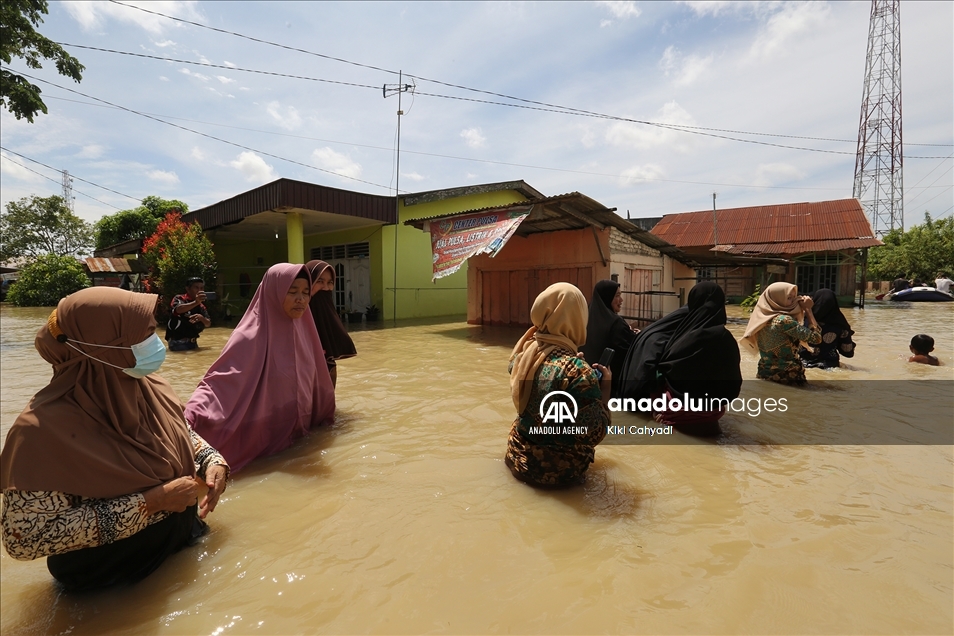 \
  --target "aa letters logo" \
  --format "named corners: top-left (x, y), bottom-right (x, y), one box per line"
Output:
top-left (540, 391), bottom-right (578, 424)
